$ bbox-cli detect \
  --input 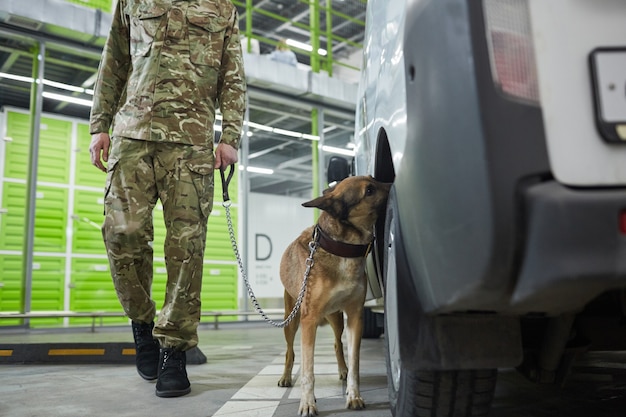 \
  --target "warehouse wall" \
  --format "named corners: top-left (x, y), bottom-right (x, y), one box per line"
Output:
top-left (247, 192), bottom-right (313, 300)
top-left (0, 108), bottom-right (239, 328)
